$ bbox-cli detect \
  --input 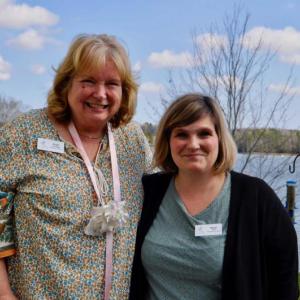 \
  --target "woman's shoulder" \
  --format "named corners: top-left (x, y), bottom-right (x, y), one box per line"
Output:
top-left (142, 172), bottom-right (173, 206)
top-left (0, 108), bottom-right (48, 138)
top-left (142, 172), bottom-right (173, 188)
top-left (230, 170), bottom-right (282, 209)
top-left (0, 108), bottom-right (49, 157)
top-left (114, 121), bottom-right (149, 151)
top-left (116, 121), bottom-right (144, 137)
top-left (231, 170), bottom-right (271, 190)
top-left (2, 108), bottom-right (47, 131)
